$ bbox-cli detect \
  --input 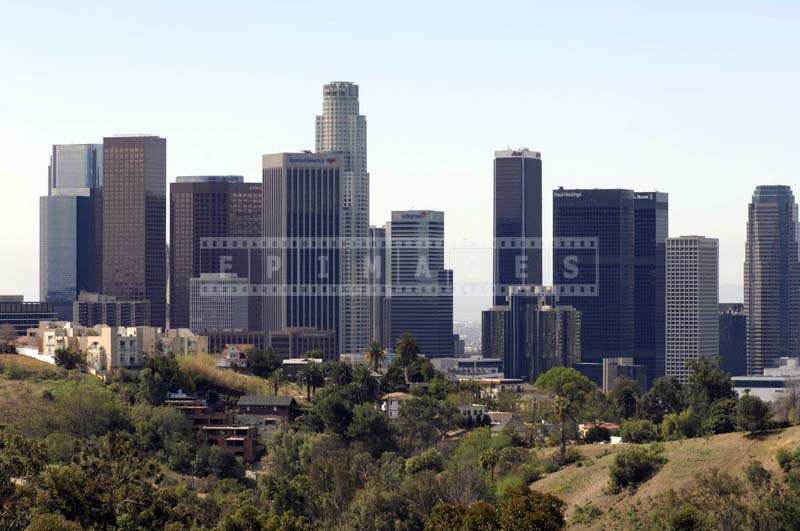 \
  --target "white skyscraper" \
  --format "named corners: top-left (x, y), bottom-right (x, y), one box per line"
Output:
top-left (315, 81), bottom-right (370, 355)
top-left (666, 236), bottom-right (719, 383)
